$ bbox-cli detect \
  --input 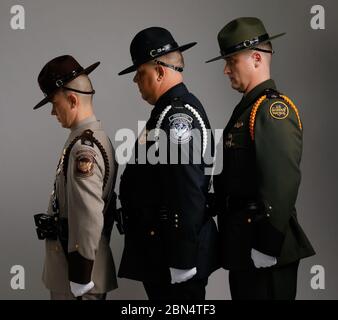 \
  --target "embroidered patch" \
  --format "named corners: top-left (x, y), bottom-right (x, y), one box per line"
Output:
top-left (82, 139), bottom-right (94, 147)
top-left (75, 152), bottom-right (95, 178)
top-left (168, 113), bottom-right (193, 144)
top-left (269, 101), bottom-right (289, 120)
